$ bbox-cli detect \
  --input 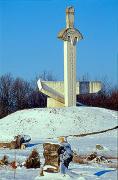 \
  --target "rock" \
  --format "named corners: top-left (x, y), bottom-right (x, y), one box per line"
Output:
top-left (0, 142), bottom-right (11, 149)
top-left (86, 152), bottom-right (97, 161)
top-left (43, 143), bottom-right (60, 170)
top-left (73, 153), bottom-right (87, 164)
top-left (0, 160), bottom-right (4, 165)
top-left (43, 165), bottom-right (58, 173)
top-left (86, 152), bottom-right (111, 164)
top-left (0, 155), bottom-right (9, 166)
top-left (96, 144), bottom-right (104, 150)
top-left (25, 149), bottom-right (40, 168)
top-left (10, 141), bottom-right (16, 149)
